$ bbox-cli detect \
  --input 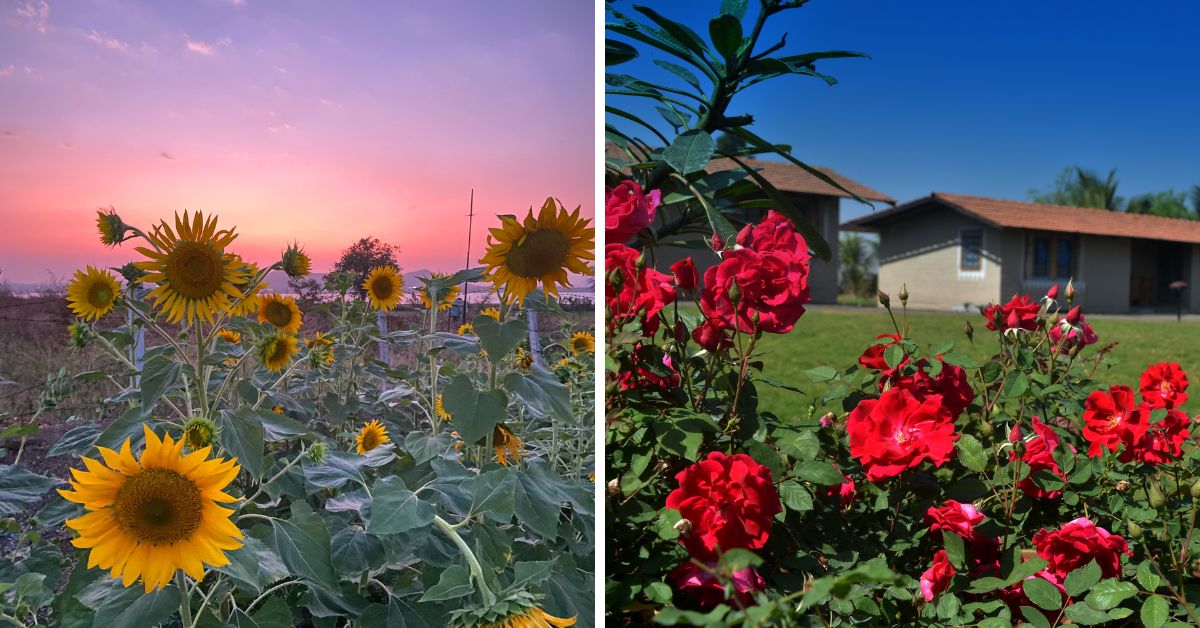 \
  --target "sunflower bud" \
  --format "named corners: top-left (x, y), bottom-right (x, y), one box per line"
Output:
top-left (280, 242), bottom-right (312, 278)
top-left (67, 321), bottom-right (91, 348)
top-left (877, 290), bottom-right (890, 308)
top-left (96, 208), bottom-right (129, 246)
top-left (182, 416), bottom-right (218, 450)
top-left (307, 442), bottom-right (327, 464)
top-left (1150, 484), bottom-right (1166, 509)
top-left (118, 262), bottom-right (145, 284)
